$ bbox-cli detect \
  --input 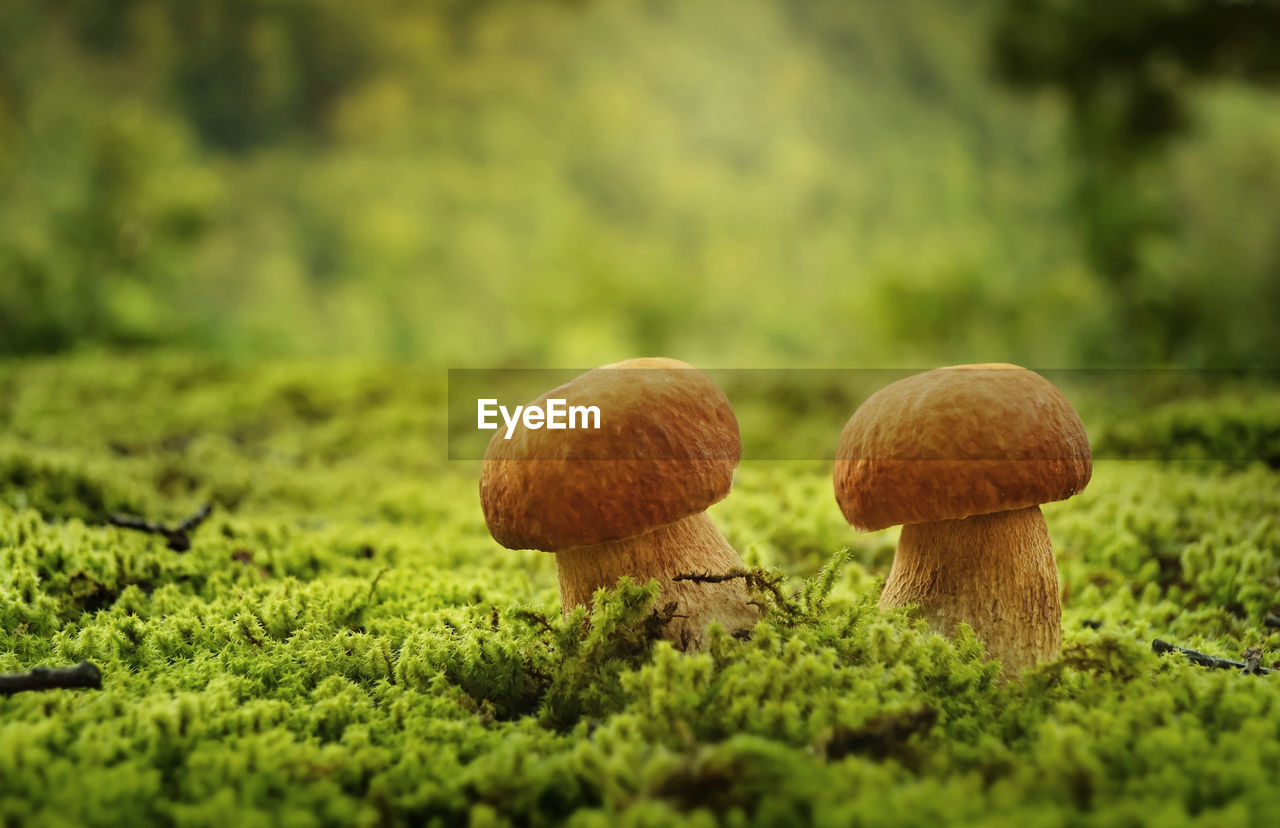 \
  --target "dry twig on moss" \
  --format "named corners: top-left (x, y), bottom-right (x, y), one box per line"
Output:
top-left (0, 661), bottom-right (102, 696)
top-left (109, 503), bottom-right (213, 551)
top-left (1152, 639), bottom-right (1273, 675)
top-left (674, 569), bottom-right (787, 602)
